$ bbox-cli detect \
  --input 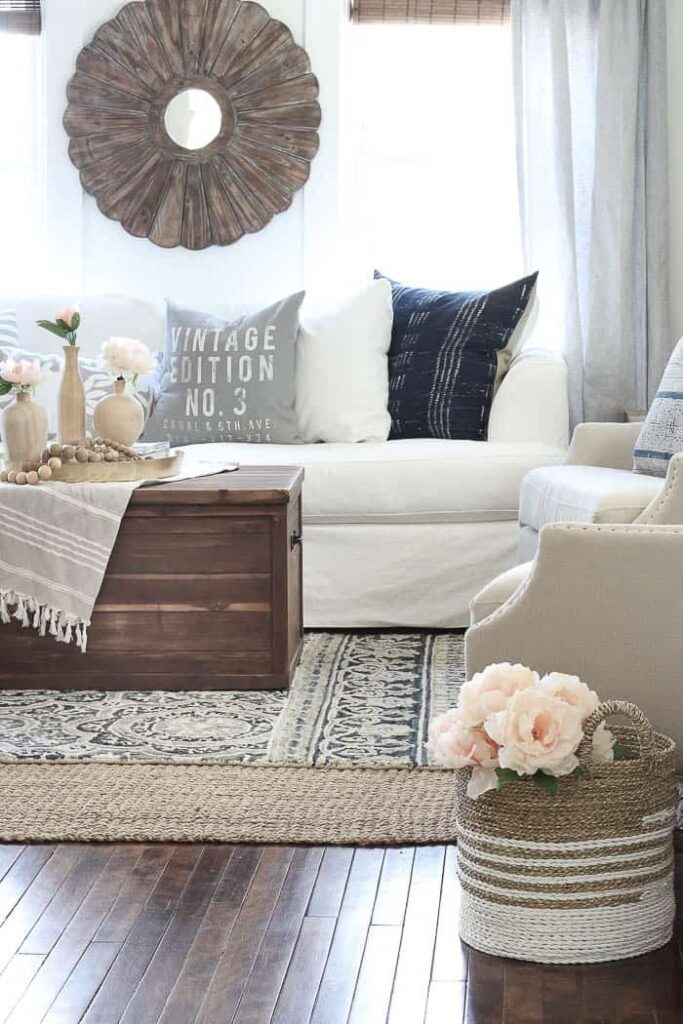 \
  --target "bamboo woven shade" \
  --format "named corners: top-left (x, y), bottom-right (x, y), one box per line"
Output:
top-left (0, 0), bottom-right (41, 34)
top-left (351, 0), bottom-right (509, 23)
